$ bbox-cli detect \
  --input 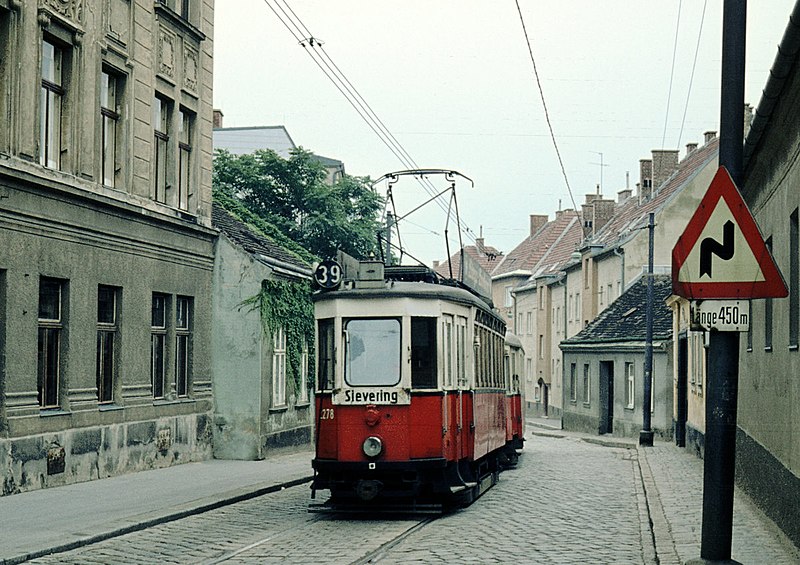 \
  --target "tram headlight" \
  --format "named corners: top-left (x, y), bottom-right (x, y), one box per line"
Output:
top-left (362, 436), bottom-right (383, 458)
